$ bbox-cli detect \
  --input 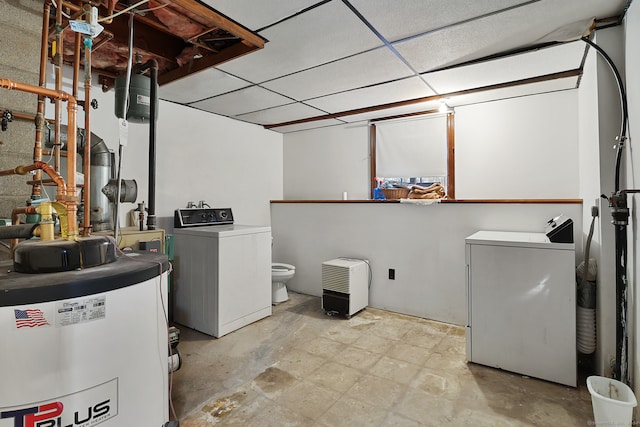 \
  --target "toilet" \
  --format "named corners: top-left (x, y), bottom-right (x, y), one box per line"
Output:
top-left (272, 263), bottom-right (295, 304)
